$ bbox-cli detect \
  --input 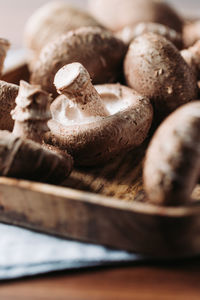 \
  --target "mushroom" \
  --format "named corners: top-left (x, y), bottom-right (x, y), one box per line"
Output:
top-left (0, 81), bottom-right (19, 131)
top-left (116, 22), bottom-right (183, 49)
top-left (181, 40), bottom-right (200, 80)
top-left (45, 63), bottom-right (153, 166)
top-left (143, 101), bottom-right (200, 206)
top-left (124, 33), bottom-right (198, 121)
top-left (11, 80), bottom-right (52, 144)
top-left (88, 0), bottom-right (183, 33)
top-left (183, 20), bottom-right (200, 48)
top-left (0, 38), bottom-right (19, 132)
top-left (8, 80), bottom-right (74, 182)
top-left (30, 27), bottom-right (127, 95)
top-left (0, 38), bottom-right (10, 77)
top-left (24, 1), bottom-right (103, 55)
top-left (0, 130), bottom-right (72, 184)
